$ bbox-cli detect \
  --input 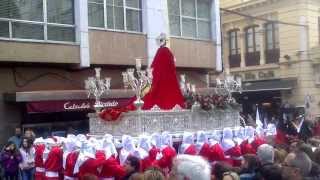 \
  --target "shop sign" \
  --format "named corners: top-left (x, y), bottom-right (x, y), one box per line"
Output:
top-left (234, 70), bottom-right (276, 81)
top-left (26, 98), bottom-right (132, 113)
top-left (63, 101), bottom-right (119, 110)
top-left (64, 102), bottom-right (91, 110)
